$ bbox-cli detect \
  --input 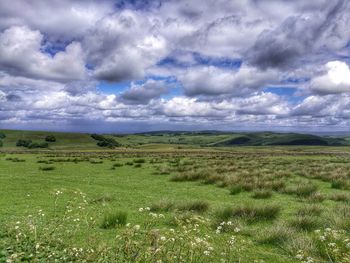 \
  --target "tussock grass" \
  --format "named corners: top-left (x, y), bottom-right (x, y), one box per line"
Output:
top-left (296, 205), bottom-right (323, 216)
top-left (150, 200), bottom-right (209, 213)
top-left (216, 204), bottom-right (280, 223)
top-left (331, 179), bottom-right (348, 189)
top-left (329, 193), bottom-right (350, 202)
top-left (251, 189), bottom-right (272, 199)
top-left (150, 200), bottom-right (175, 212)
top-left (289, 215), bottom-right (323, 231)
top-left (91, 194), bottom-right (115, 204)
top-left (258, 224), bottom-right (295, 245)
top-left (285, 183), bottom-right (318, 197)
top-left (100, 211), bottom-right (128, 229)
top-left (229, 185), bottom-right (243, 195)
top-left (307, 192), bottom-right (325, 203)
top-left (177, 200), bottom-right (209, 213)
